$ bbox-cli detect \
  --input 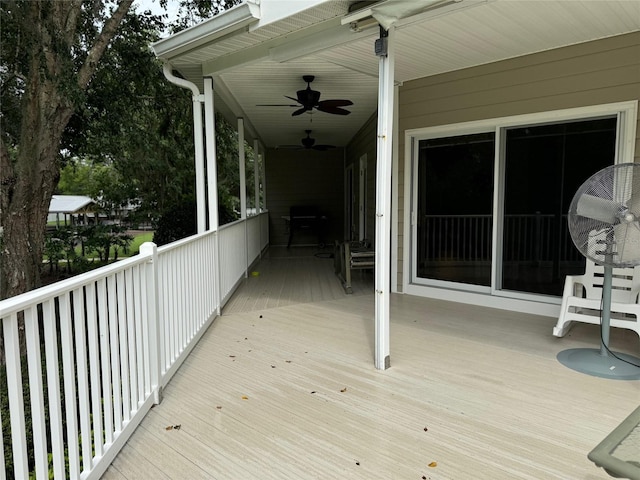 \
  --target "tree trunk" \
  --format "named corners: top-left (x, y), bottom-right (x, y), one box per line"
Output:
top-left (0, 0), bottom-right (134, 301)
